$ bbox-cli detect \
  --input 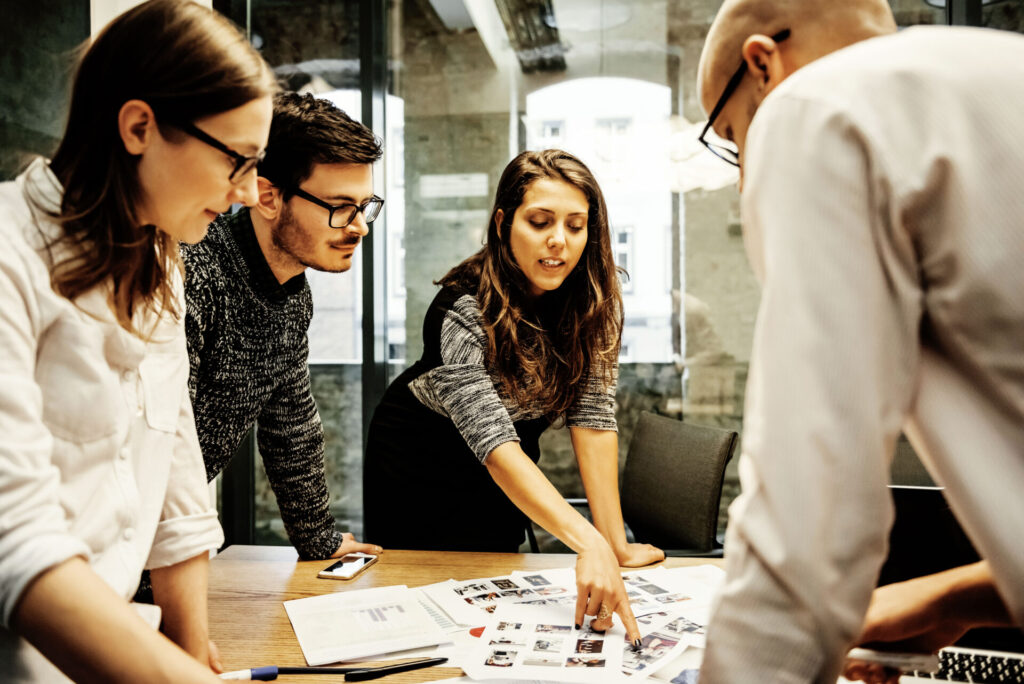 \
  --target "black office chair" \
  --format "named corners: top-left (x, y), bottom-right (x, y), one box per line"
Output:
top-left (620, 412), bottom-right (737, 557)
top-left (561, 412), bottom-right (737, 557)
